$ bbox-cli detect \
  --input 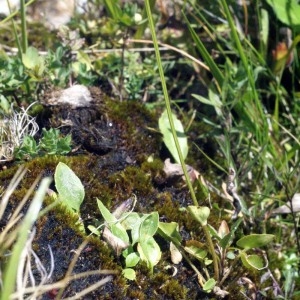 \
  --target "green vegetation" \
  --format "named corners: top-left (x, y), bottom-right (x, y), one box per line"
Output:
top-left (14, 128), bottom-right (72, 160)
top-left (0, 0), bottom-right (300, 299)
